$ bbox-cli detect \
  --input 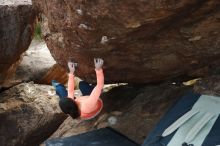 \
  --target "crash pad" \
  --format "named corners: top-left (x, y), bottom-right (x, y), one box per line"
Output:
top-left (45, 127), bottom-right (139, 146)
